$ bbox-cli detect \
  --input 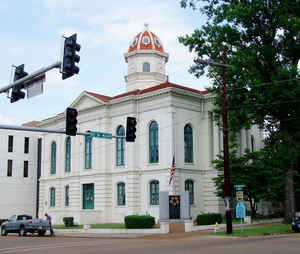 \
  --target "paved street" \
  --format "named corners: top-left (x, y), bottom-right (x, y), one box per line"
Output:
top-left (0, 233), bottom-right (300, 254)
